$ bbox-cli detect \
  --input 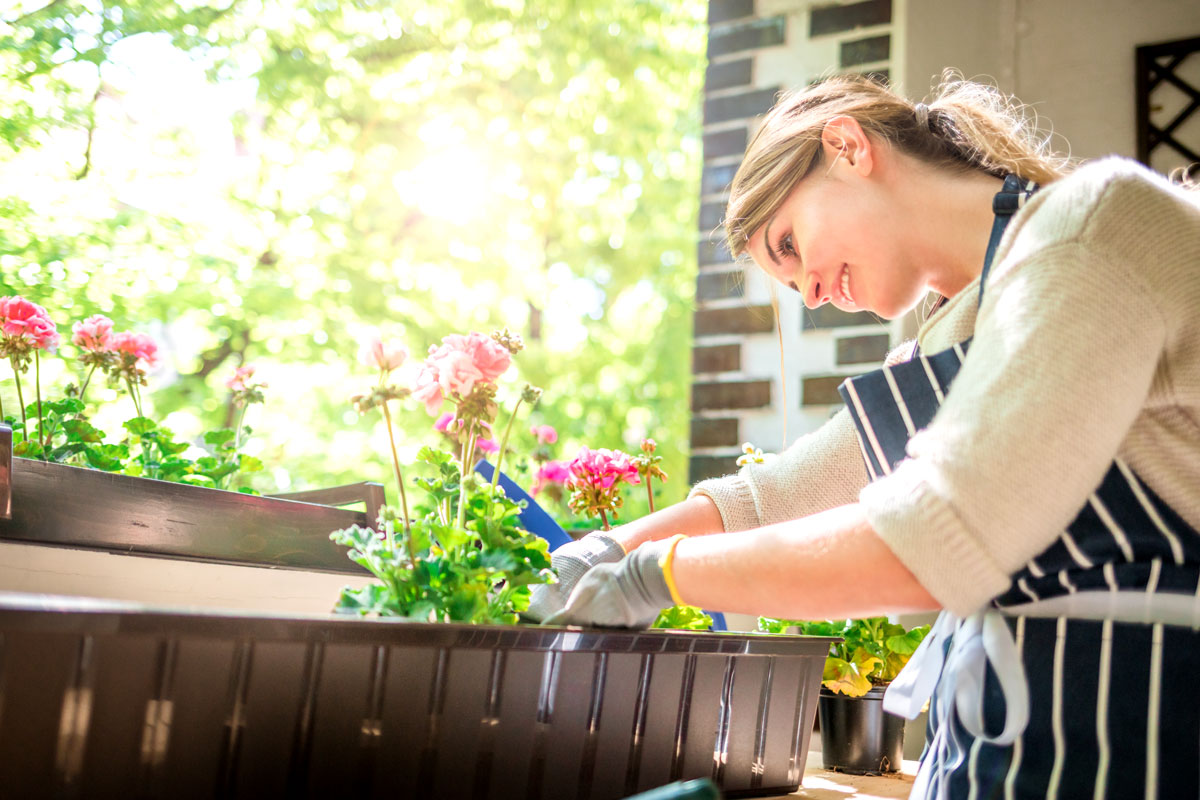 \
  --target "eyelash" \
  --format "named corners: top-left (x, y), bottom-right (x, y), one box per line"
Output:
top-left (774, 233), bottom-right (796, 260)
